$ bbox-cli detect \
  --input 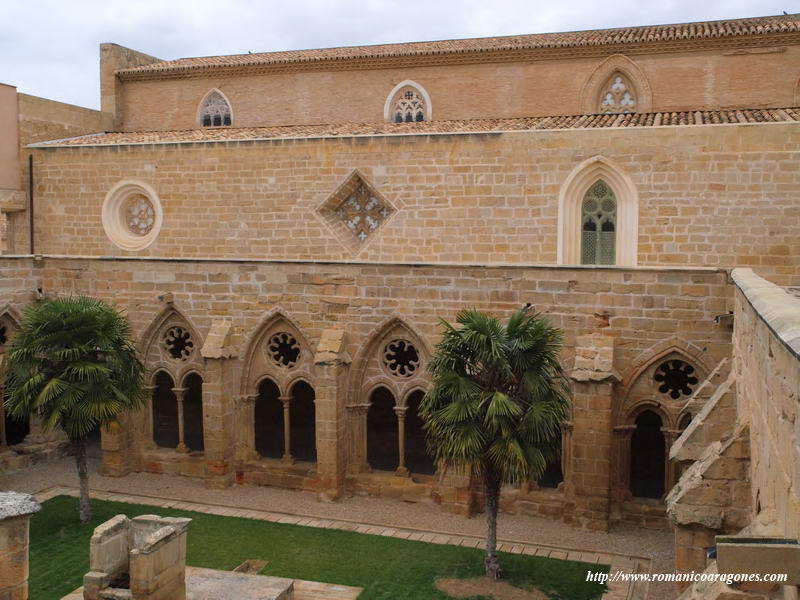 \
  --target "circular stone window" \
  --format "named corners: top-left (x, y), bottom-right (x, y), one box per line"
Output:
top-left (654, 359), bottom-right (698, 399)
top-left (383, 339), bottom-right (420, 378)
top-left (162, 326), bottom-right (194, 361)
top-left (268, 332), bottom-right (300, 368)
top-left (102, 180), bottom-right (163, 251)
